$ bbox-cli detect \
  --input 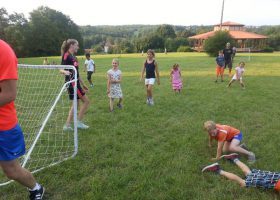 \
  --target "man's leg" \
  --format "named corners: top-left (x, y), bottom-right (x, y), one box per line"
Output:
top-left (0, 160), bottom-right (36, 189)
top-left (220, 170), bottom-right (246, 187)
